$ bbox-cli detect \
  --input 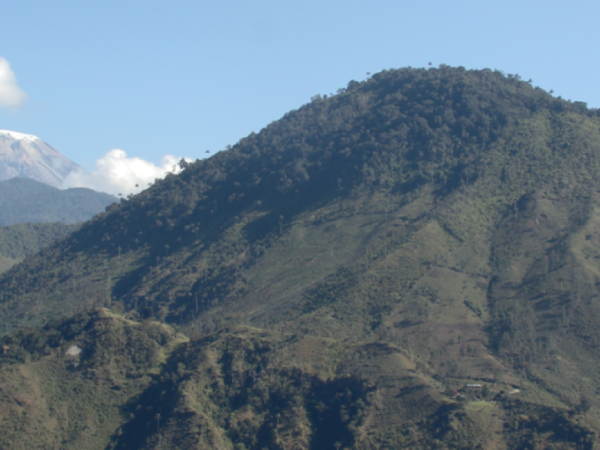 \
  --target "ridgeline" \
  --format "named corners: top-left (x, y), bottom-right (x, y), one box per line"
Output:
top-left (1, 66), bottom-right (600, 449)
top-left (0, 177), bottom-right (116, 226)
